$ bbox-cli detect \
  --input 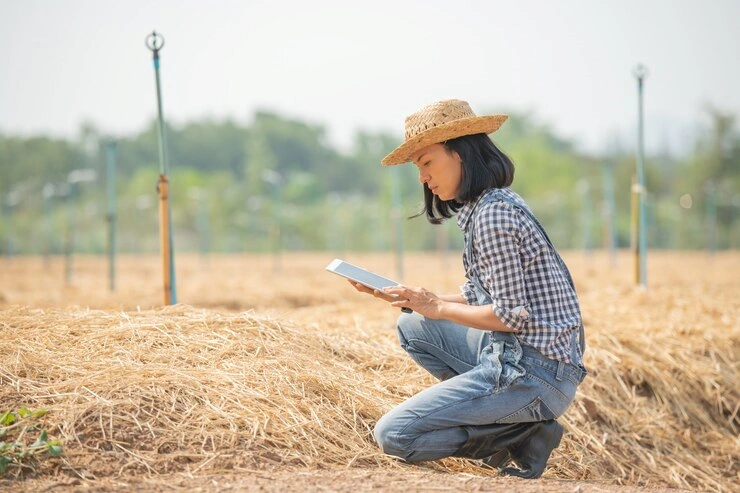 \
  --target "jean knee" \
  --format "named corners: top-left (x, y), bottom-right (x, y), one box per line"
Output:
top-left (372, 413), bottom-right (395, 453)
top-left (396, 311), bottom-right (423, 348)
top-left (373, 413), bottom-right (411, 459)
